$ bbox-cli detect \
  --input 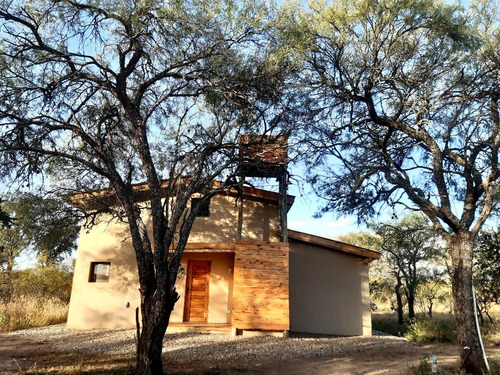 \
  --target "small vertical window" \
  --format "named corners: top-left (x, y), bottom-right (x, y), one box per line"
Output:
top-left (89, 262), bottom-right (110, 282)
top-left (192, 197), bottom-right (210, 217)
